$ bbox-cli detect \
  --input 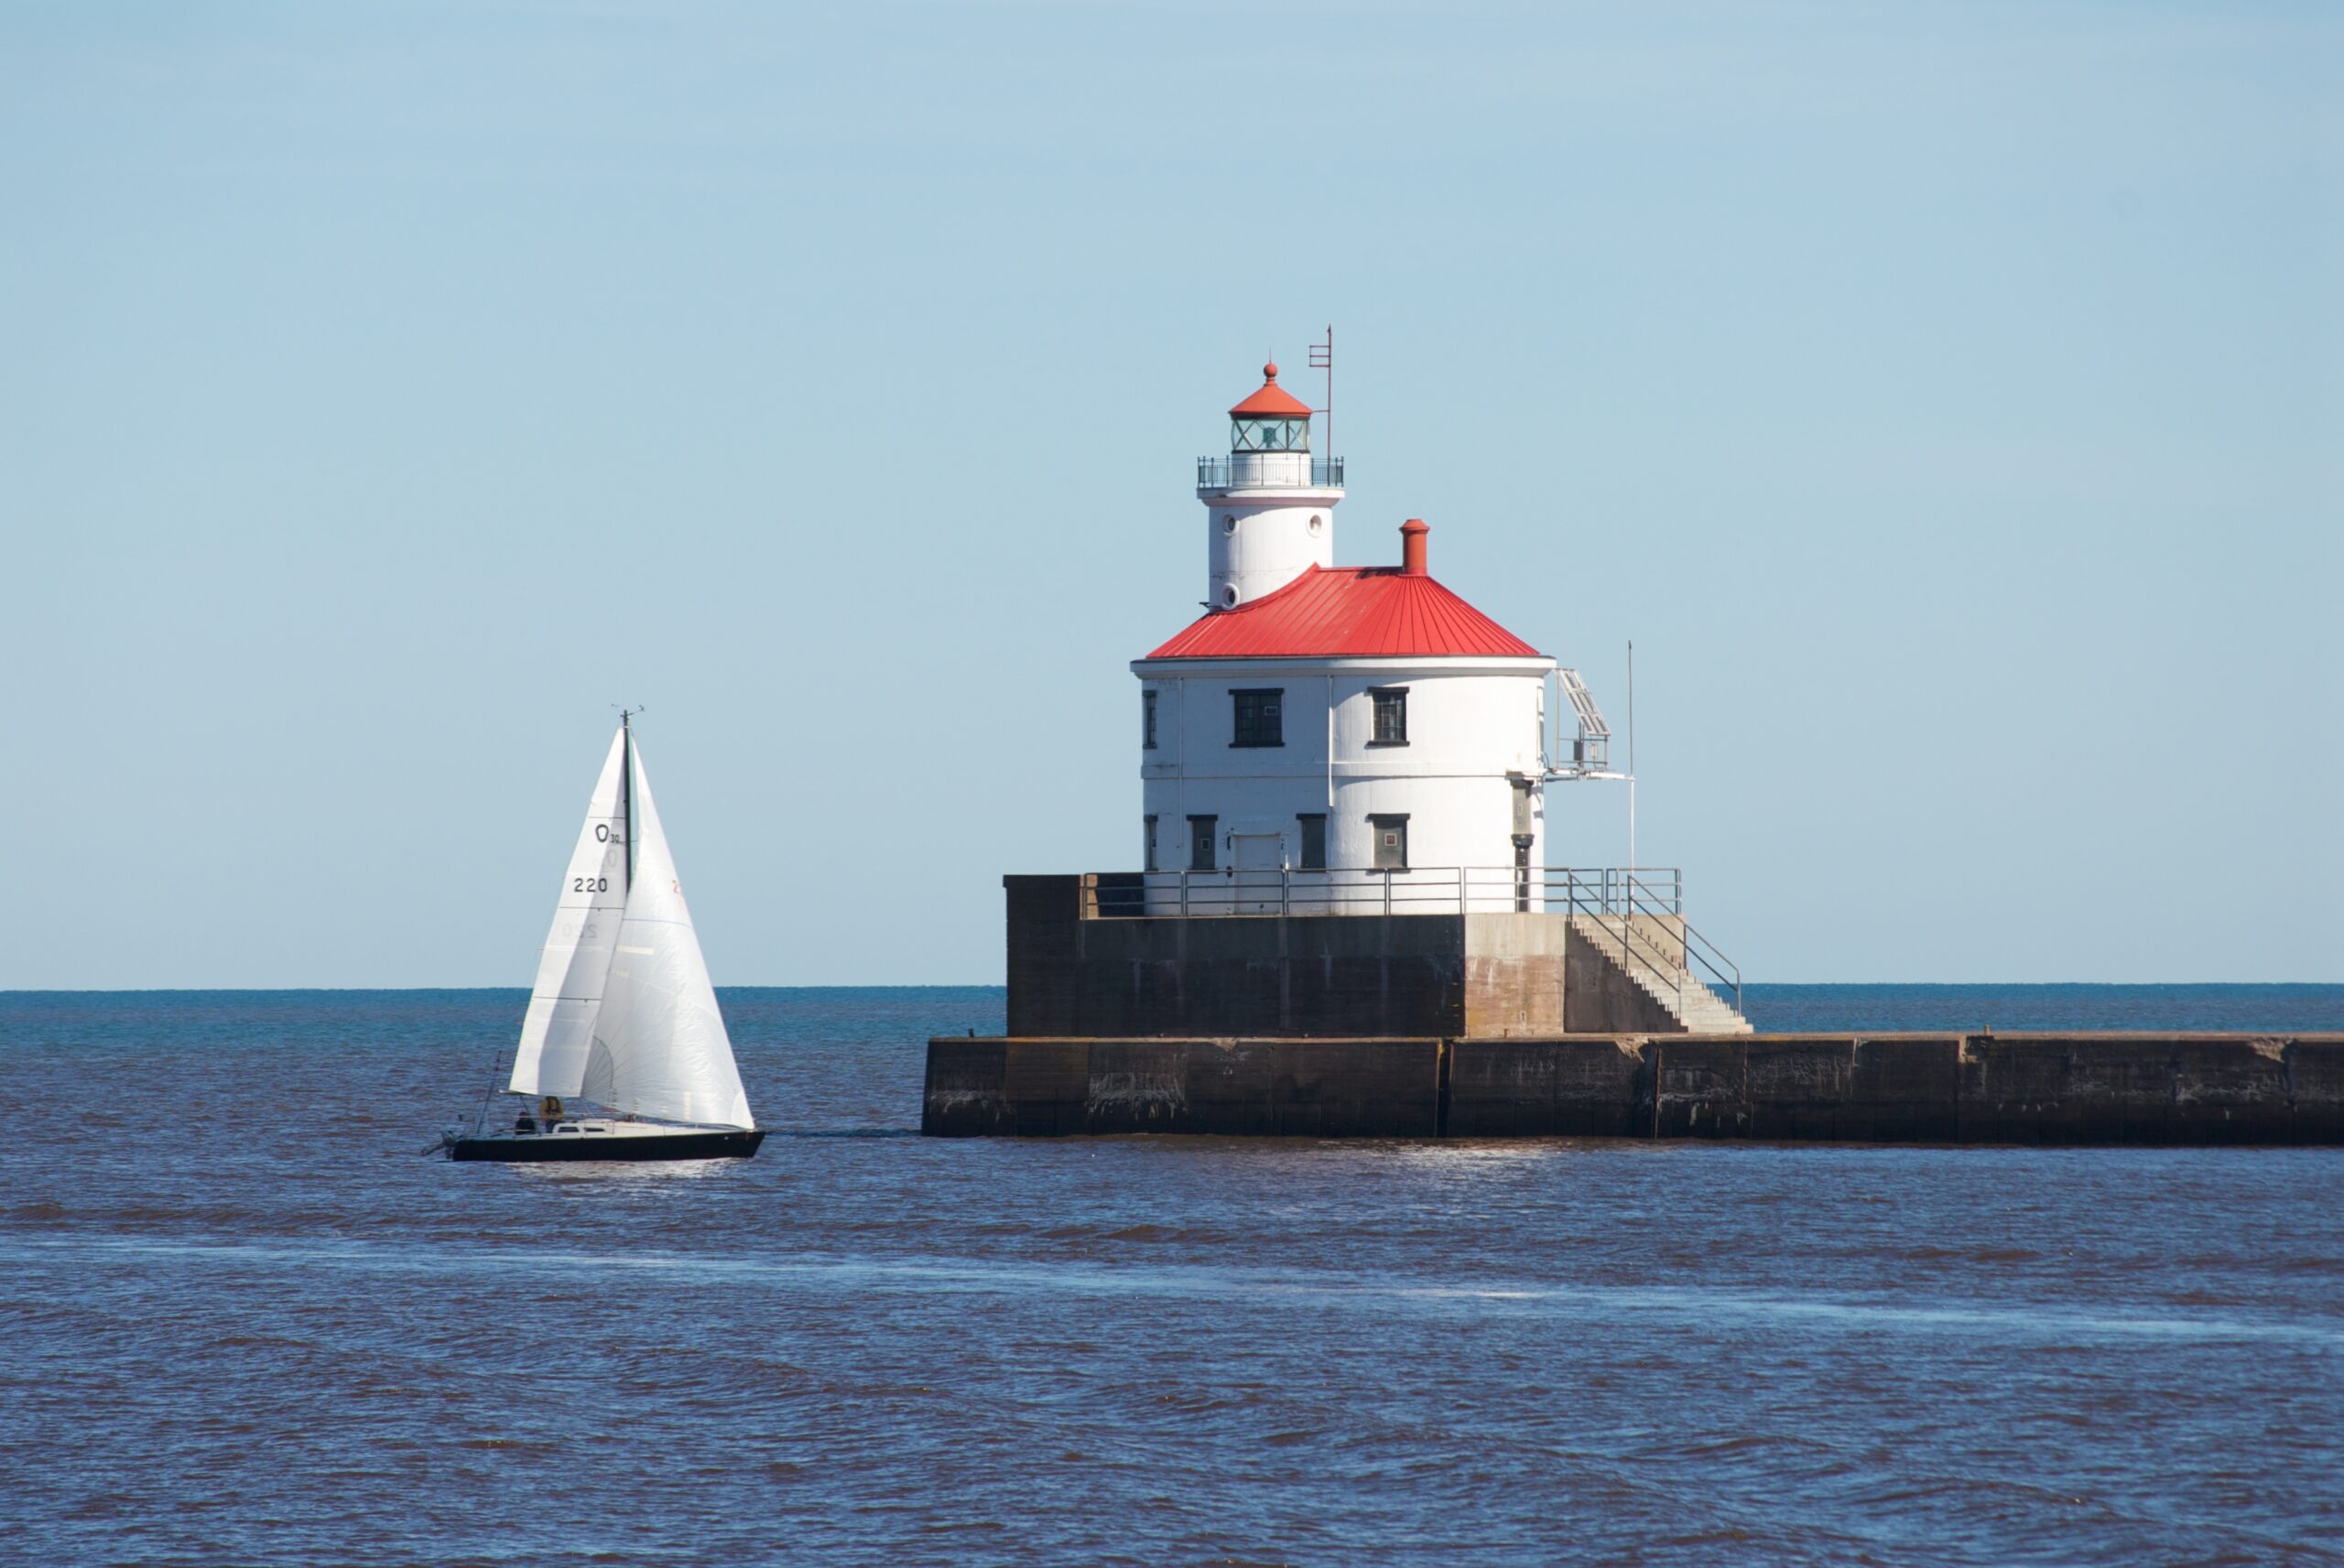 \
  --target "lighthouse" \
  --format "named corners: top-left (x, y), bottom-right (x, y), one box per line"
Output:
top-left (920, 359), bottom-right (2284, 1143)
top-left (1137, 360), bottom-right (1557, 908)
top-left (921, 346), bottom-right (1753, 1140)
